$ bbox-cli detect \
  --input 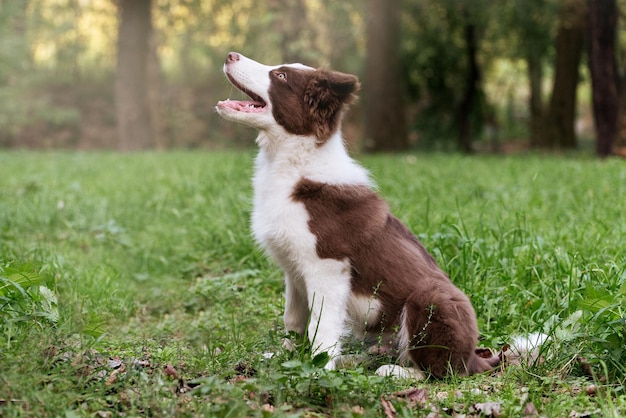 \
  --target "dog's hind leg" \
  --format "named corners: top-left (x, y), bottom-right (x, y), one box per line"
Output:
top-left (400, 289), bottom-right (489, 377)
